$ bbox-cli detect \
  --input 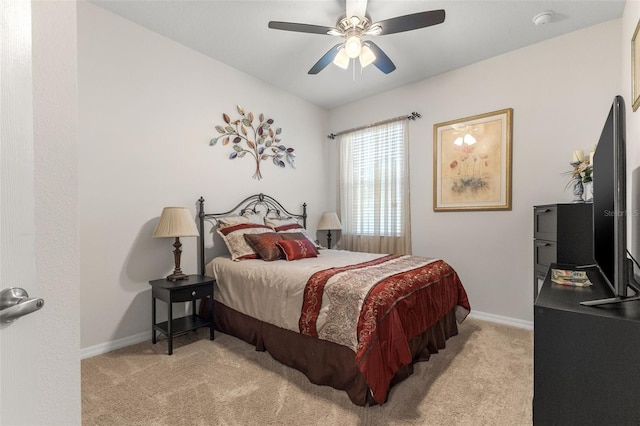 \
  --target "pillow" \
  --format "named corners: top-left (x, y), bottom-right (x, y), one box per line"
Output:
top-left (241, 211), bottom-right (264, 224)
top-left (271, 223), bottom-right (322, 250)
top-left (264, 217), bottom-right (299, 228)
top-left (243, 232), bottom-right (283, 261)
top-left (218, 212), bottom-right (263, 229)
top-left (217, 223), bottom-right (272, 261)
top-left (280, 232), bottom-right (320, 254)
top-left (276, 238), bottom-right (318, 261)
